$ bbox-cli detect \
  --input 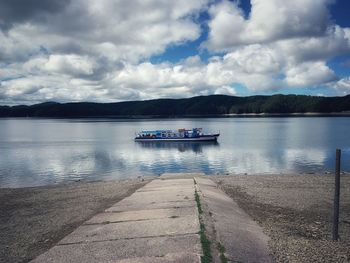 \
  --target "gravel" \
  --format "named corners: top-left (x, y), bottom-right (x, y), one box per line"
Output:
top-left (0, 179), bottom-right (147, 263)
top-left (213, 173), bottom-right (350, 263)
